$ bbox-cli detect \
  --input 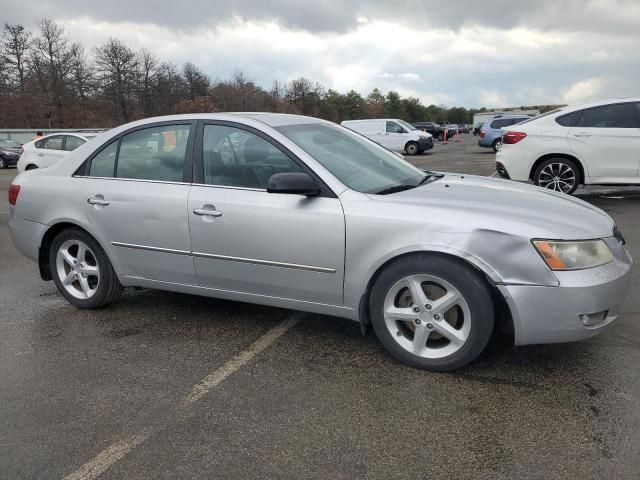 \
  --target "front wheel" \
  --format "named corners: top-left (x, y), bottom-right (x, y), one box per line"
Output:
top-left (369, 255), bottom-right (494, 371)
top-left (405, 142), bottom-right (419, 156)
top-left (533, 158), bottom-right (580, 195)
top-left (50, 228), bottom-right (123, 308)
